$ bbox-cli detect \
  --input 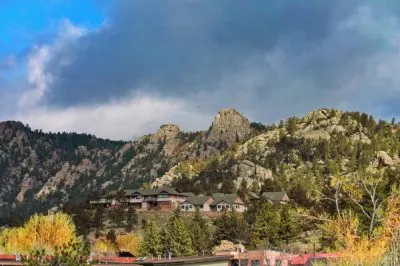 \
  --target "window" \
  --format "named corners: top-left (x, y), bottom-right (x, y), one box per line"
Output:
top-left (251, 260), bottom-right (260, 266)
top-left (181, 205), bottom-right (185, 209)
